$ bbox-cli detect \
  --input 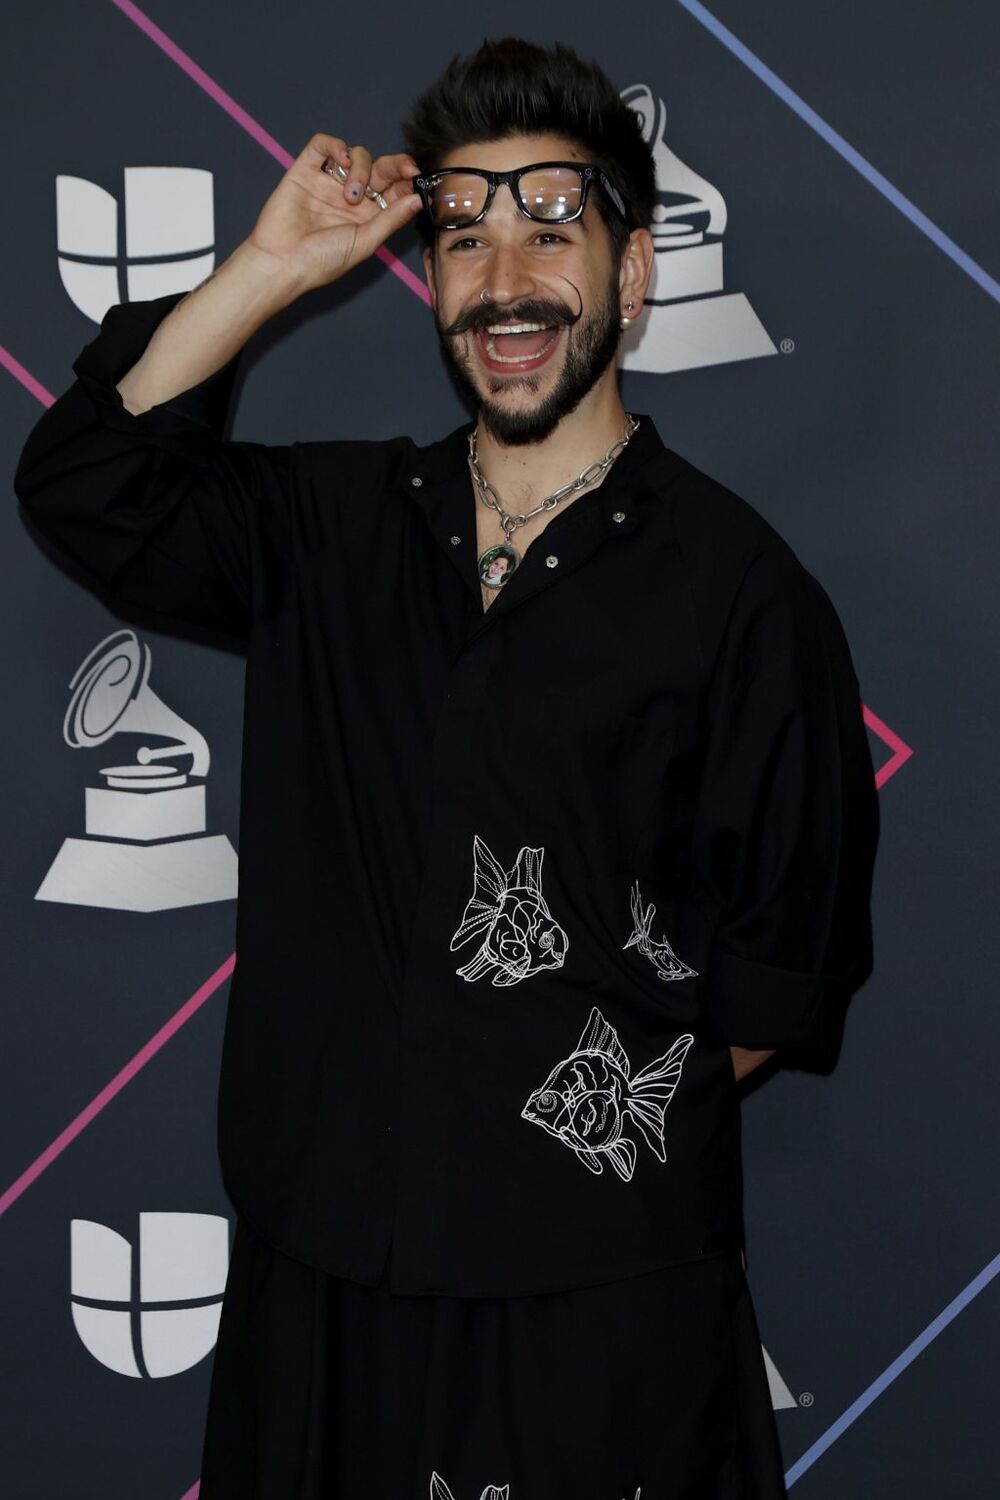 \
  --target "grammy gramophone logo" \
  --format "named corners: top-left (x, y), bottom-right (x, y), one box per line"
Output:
top-left (35, 629), bottom-right (237, 912)
top-left (619, 83), bottom-right (777, 375)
